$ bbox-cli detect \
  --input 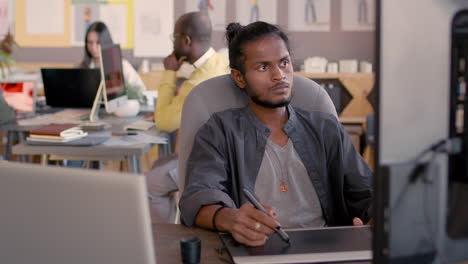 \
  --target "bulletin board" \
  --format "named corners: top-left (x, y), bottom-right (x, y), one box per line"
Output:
top-left (71, 0), bottom-right (134, 49)
top-left (14, 0), bottom-right (72, 47)
top-left (14, 0), bottom-right (134, 49)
